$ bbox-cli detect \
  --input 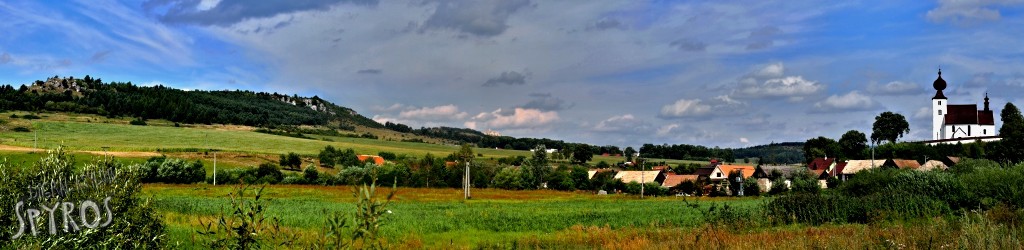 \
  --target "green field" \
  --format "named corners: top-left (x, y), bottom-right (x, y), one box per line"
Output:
top-left (143, 184), bottom-right (759, 248)
top-left (0, 119), bottom-right (736, 168)
top-left (0, 120), bottom-right (530, 158)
